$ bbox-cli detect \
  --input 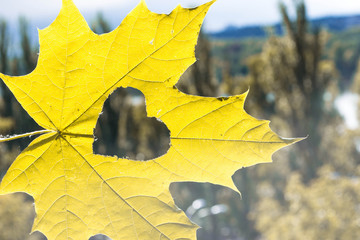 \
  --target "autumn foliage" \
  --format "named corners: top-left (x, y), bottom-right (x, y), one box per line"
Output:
top-left (0, 0), bottom-right (297, 239)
